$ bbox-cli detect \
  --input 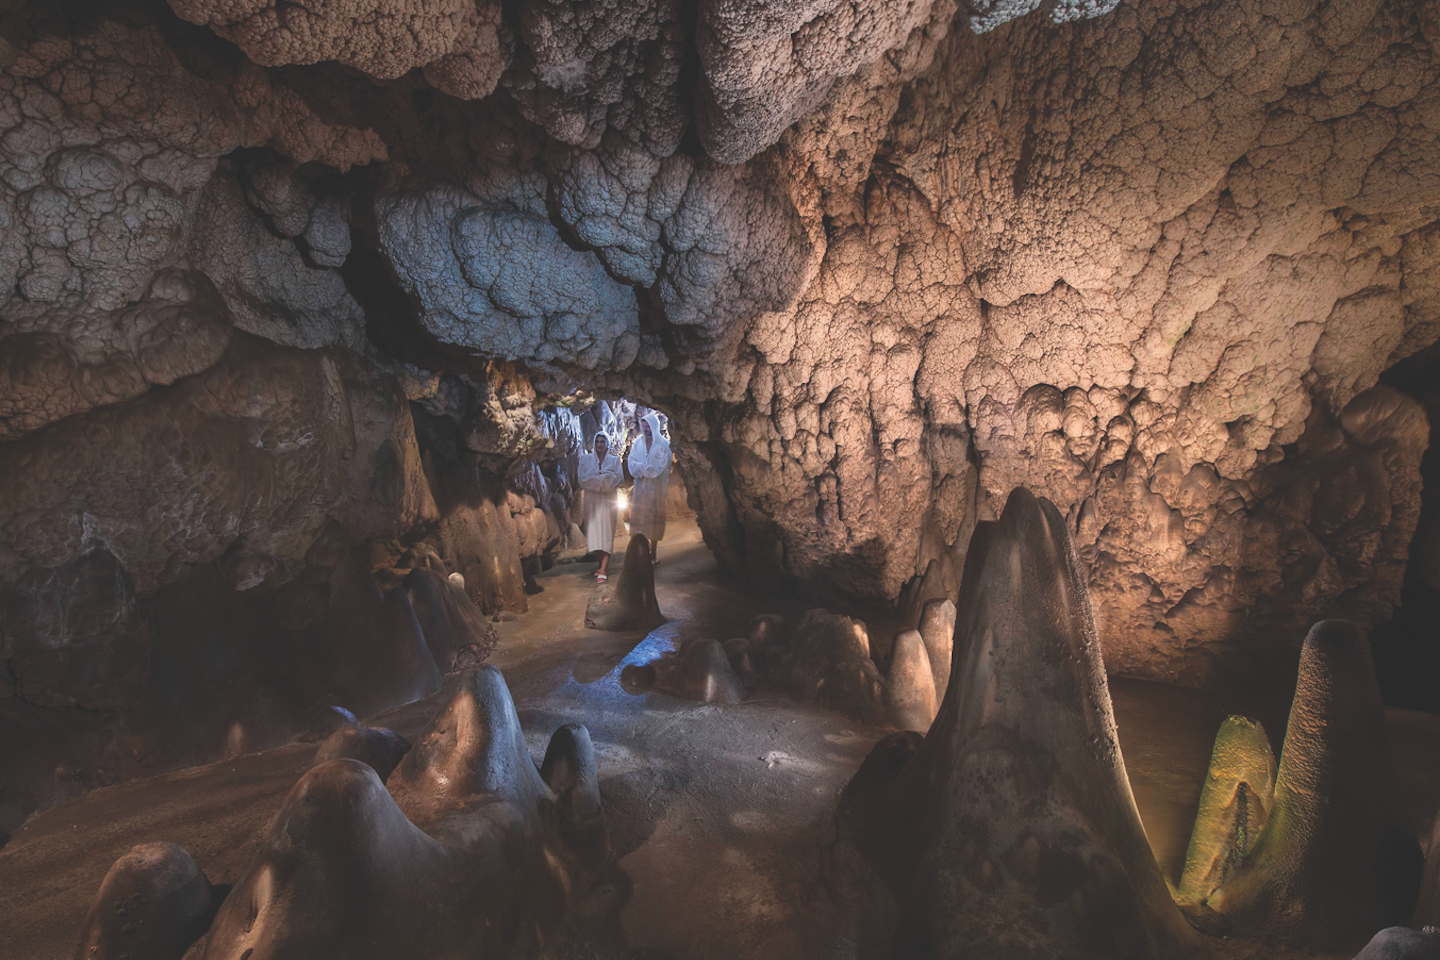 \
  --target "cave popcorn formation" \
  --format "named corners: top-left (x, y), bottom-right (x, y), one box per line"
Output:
top-left (0, 0), bottom-right (1437, 958)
